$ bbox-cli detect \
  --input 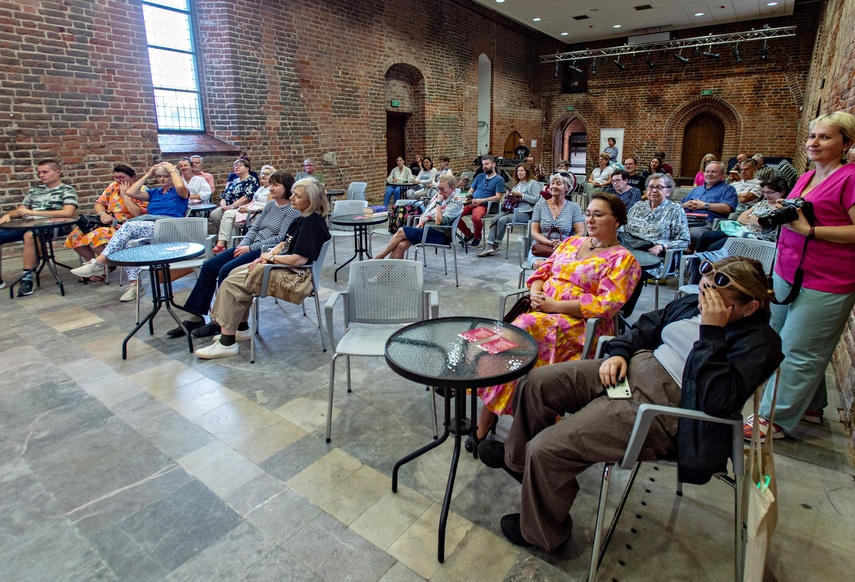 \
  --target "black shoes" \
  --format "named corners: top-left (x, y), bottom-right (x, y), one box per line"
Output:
top-left (478, 440), bottom-right (523, 483)
top-left (501, 514), bottom-right (534, 548)
top-left (16, 278), bottom-right (34, 297)
top-left (471, 237), bottom-right (481, 247)
top-left (192, 322), bottom-right (221, 338)
top-left (167, 319), bottom-right (206, 338)
top-left (459, 234), bottom-right (474, 247)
